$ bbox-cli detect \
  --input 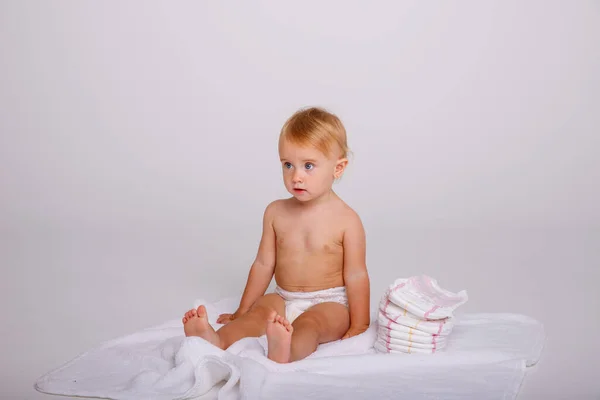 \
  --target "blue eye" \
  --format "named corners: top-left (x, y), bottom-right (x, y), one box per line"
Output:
top-left (305, 163), bottom-right (314, 170)
top-left (284, 162), bottom-right (292, 169)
